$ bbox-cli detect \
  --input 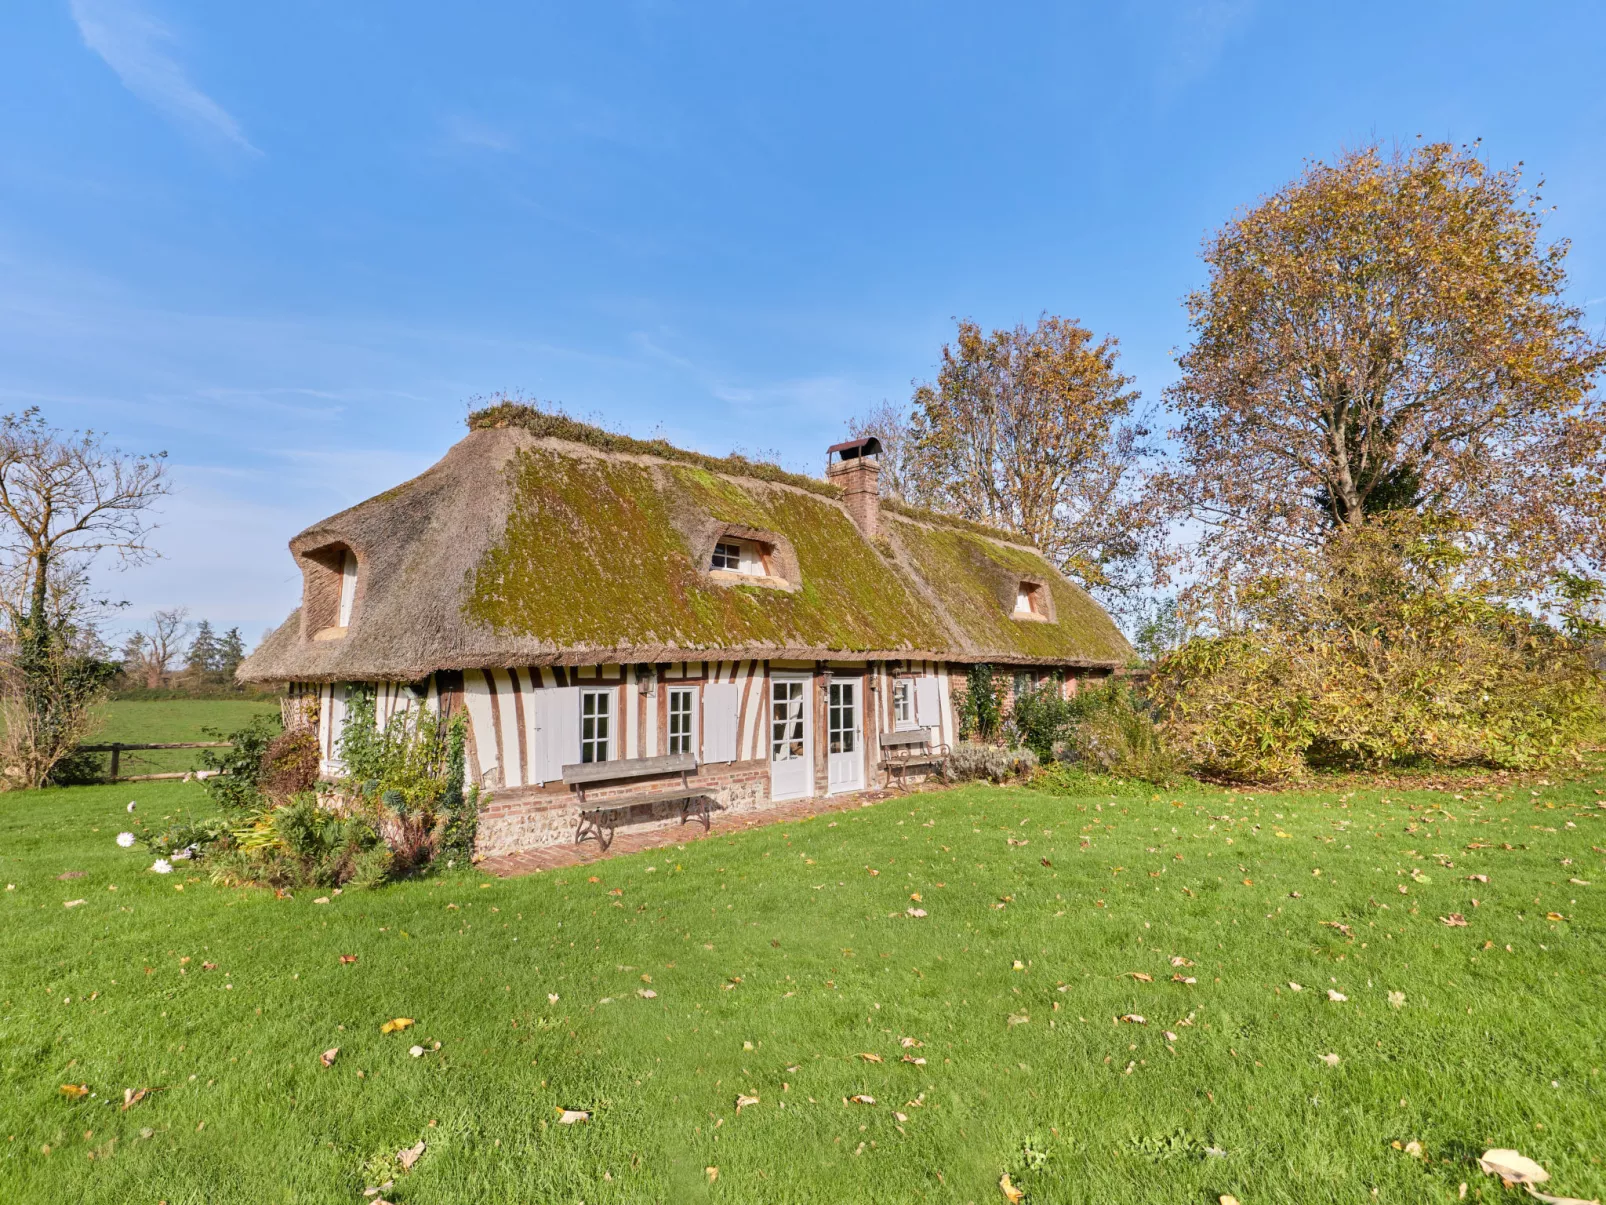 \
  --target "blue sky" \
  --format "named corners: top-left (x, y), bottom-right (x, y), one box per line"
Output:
top-left (3, 1), bottom-right (1604, 644)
